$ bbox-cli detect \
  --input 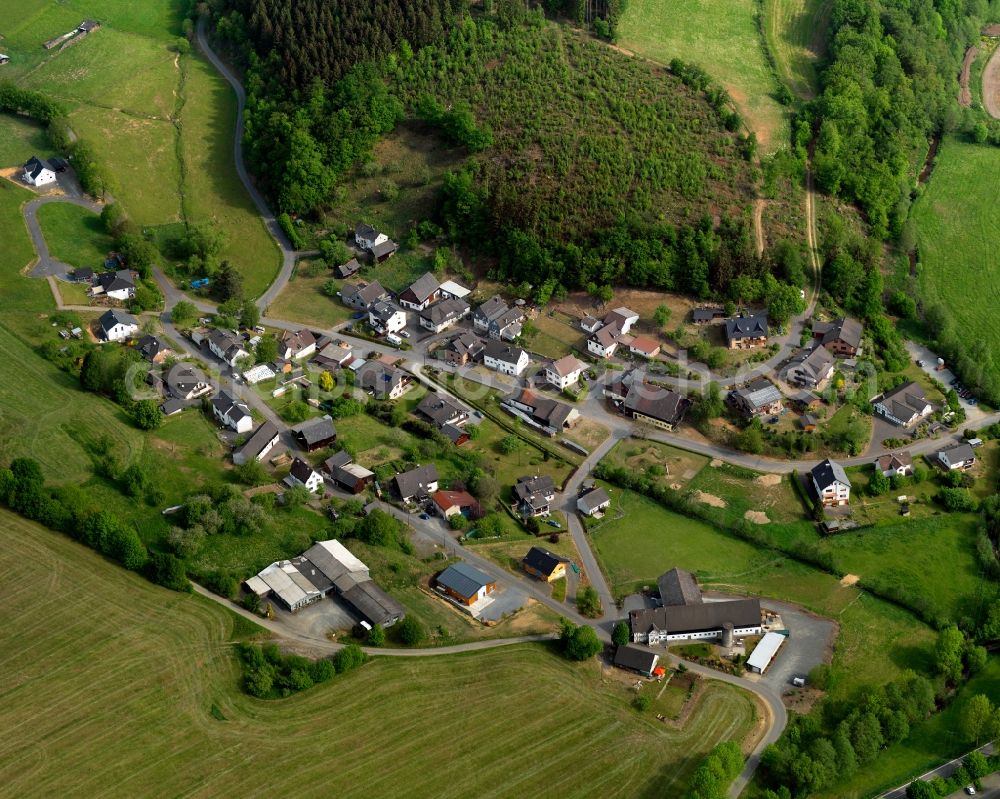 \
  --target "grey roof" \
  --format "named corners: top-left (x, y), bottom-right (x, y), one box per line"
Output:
top-left (450, 331), bottom-right (485, 359)
top-left (334, 258), bottom-right (362, 278)
top-left (940, 442), bottom-right (976, 463)
top-left (292, 416), bottom-right (337, 447)
top-left (370, 300), bottom-right (403, 323)
top-left (725, 313), bottom-right (769, 341)
top-left (623, 382), bottom-right (688, 427)
top-left (814, 317), bottom-right (863, 349)
top-left (329, 461), bottom-right (375, 488)
top-left (577, 486), bottom-right (611, 513)
top-left (164, 364), bottom-right (209, 397)
top-left (420, 297), bottom-right (469, 326)
top-left (733, 377), bottom-right (783, 412)
top-left (291, 557), bottom-right (334, 594)
top-left (211, 390), bottom-right (251, 423)
top-left (876, 381), bottom-right (930, 422)
top-left (236, 421), bottom-right (280, 460)
top-left (522, 546), bottom-right (565, 578)
top-left (474, 296), bottom-right (509, 323)
top-left (135, 335), bottom-right (169, 361)
top-left (341, 580), bottom-right (405, 627)
top-left (357, 360), bottom-right (408, 398)
top-left (303, 540), bottom-right (369, 584)
top-left (370, 239), bottom-right (398, 259)
top-left (160, 398), bottom-right (185, 416)
top-left (514, 475), bottom-right (556, 511)
top-left (324, 450), bottom-right (353, 470)
top-left (355, 222), bottom-right (379, 239)
top-left (436, 562), bottom-right (493, 599)
top-left (489, 307), bottom-right (524, 332)
top-left (786, 345), bottom-right (835, 380)
top-left (416, 393), bottom-right (467, 428)
top-left (692, 307), bottom-right (725, 322)
top-left (402, 272), bottom-right (440, 304)
top-left (630, 598), bottom-right (761, 636)
top-left (99, 308), bottom-right (138, 333)
top-left (483, 339), bottom-right (526, 364)
top-left (811, 458), bottom-right (851, 491)
top-left (393, 464), bottom-right (439, 500)
top-left (657, 568), bottom-right (702, 607)
top-left (614, 645), bottom-right (659, 674)
top-left (342, 280), bottom-right (388, 306)
top-left (97, 269), bottom-right (135, 292)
